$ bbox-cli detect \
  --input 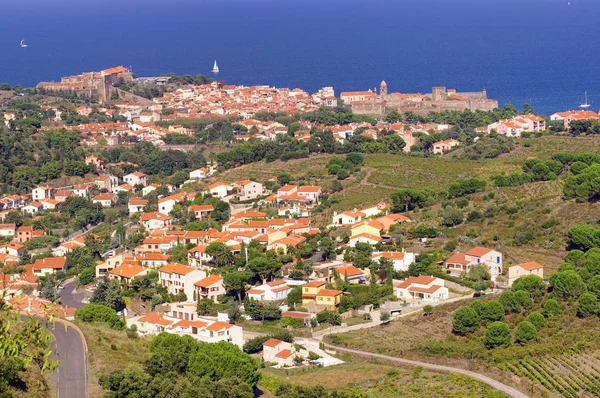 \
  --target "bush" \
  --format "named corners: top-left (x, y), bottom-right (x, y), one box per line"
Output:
top-left (126, 324), bottom-right (138, 339)
top-left (452, 307), bottom-right (480, 335)
top-left (542, 299), bottom-right (561, 317)
top-left (577, 293), bottom-right (599, 318)
top-left (527, 311), bottom-right (545, 327)
top-left (75, 304), bottom-right (124, 330)
top-left (515, 321), bottom-right (538, 345)
top-left (243, 336), bottom-right (270, 354)
top-left (423, 305), bottom-right (433, 316)
top-left (447, 178), bottom-right (486, 198)
top-left (440, 206), bottom-right (464, 227)
top-left (280, 316), bottom-right (305, 329)
top-left (484, 322), bottom-right (512, 349)
top-left (499, 291), bottom-right (519, 314)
